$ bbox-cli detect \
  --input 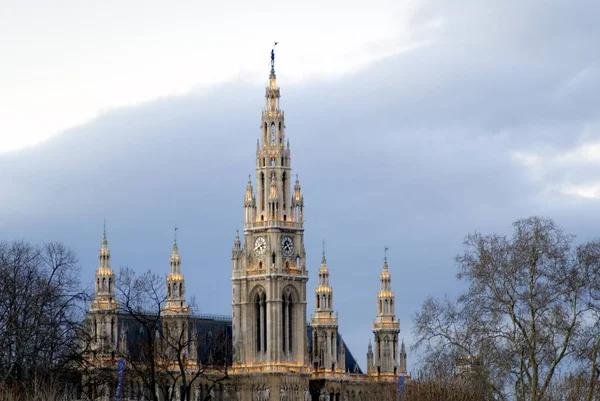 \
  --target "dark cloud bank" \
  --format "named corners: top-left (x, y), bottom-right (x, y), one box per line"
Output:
top-left (1, 0), bottom-right (599, 370)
